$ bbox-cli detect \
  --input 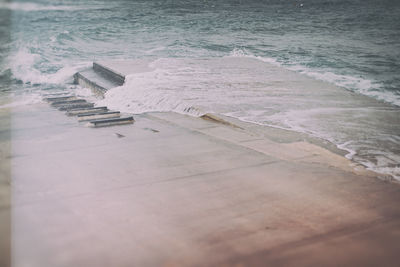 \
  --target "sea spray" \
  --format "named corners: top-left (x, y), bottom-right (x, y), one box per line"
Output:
top-left (8, 46), bottom-right (91, 85)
